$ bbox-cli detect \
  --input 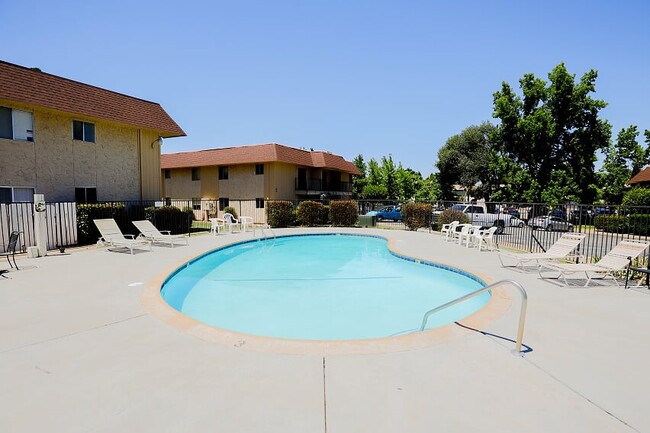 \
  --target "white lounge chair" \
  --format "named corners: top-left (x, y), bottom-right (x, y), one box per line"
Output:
top-left (132, 220), bottom-right (188, 248)
top-left (498, 232), bottom-right (586, 269)
top-left (539, 239), bottom-right (650, 287)
top-left (223, 213), bottom-right (240, 233)
top-left (440, 220), bottom-right (459, 242)
top-left (93, 218), bottom-right (151, 255)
